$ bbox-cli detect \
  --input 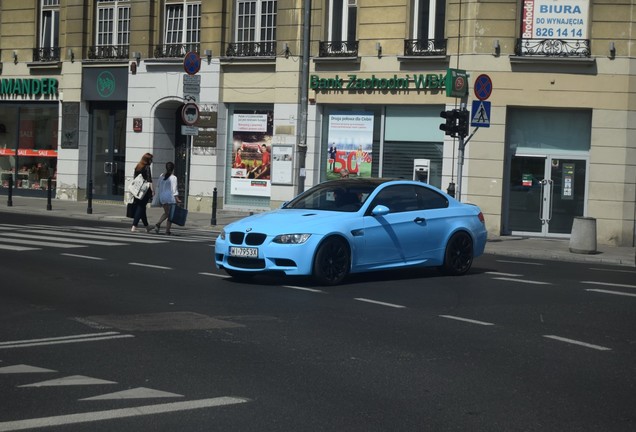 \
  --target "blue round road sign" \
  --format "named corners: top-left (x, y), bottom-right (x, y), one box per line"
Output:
top-left (474, 74), bottom-right (493, 101)
top-left (183, 51), bottom-right (201, 75)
